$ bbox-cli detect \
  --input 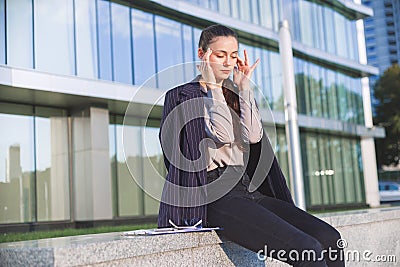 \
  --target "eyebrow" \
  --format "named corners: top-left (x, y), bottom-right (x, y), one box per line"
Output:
top-left (213, 50), bottom-right (238, 54)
